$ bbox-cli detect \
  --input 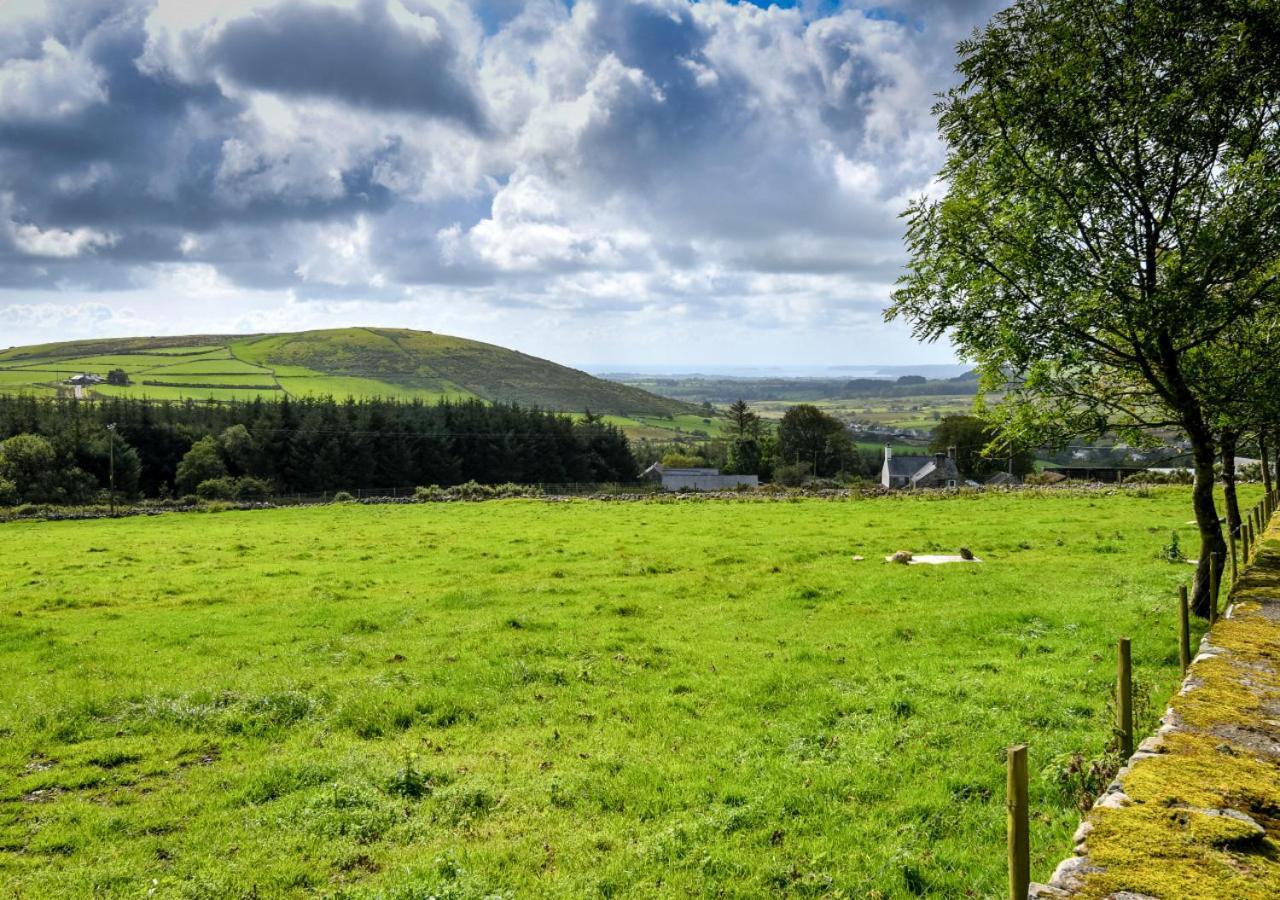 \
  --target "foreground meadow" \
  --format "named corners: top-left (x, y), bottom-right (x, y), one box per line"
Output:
top-left (0, 488), bottom-right (1249, 897)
